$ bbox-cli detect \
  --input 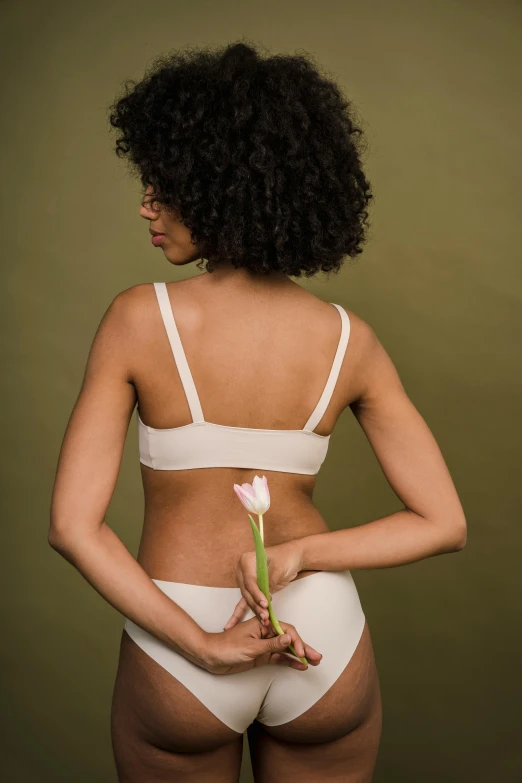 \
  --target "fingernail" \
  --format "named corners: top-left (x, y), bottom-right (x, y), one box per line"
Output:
top-left (260, 600), bottom-right (268, 608)
top-left (281, 634), bottom-right (290, 644)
